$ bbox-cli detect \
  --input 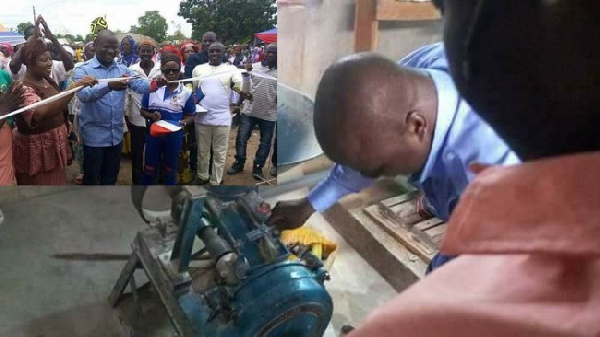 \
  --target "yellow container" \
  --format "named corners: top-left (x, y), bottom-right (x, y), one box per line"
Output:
top-left (280, 226), bottom-right (338, 271)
